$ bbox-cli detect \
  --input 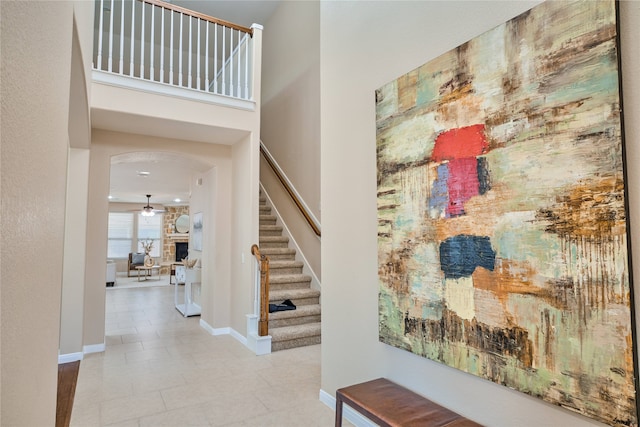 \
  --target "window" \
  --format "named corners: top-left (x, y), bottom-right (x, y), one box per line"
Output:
top-left (137, 213), bottom-right (162, 257)
top-left (107, 213), bottom-right (134, 258)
